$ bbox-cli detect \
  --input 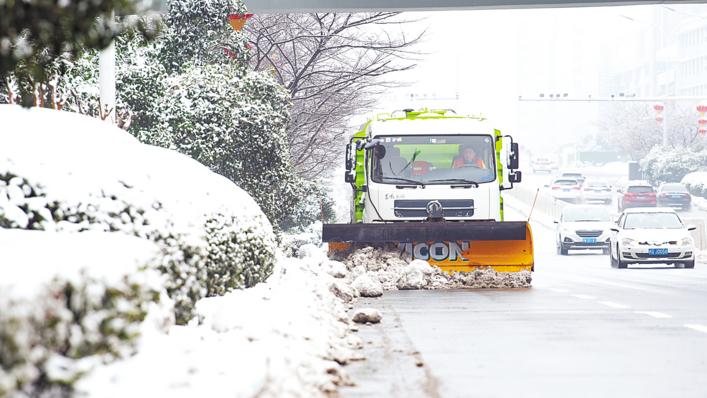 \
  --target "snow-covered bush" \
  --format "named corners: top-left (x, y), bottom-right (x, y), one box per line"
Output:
top-left (682, 171), bottom-right (707, 198)
top-left (51, 0), bottom-right (327, 230)
top-left (0, 230), bottom-right (170, 398)
top-left (640, 145), bottom-right (707, 185)
top-left (147, 63), bottom-right (299, 230)
top-left (281, 181), bottom-right (336, 231)
top-left (1, 106), bottom-right (277, 325)
top-left (203, 213), bottom-right (276, 295)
